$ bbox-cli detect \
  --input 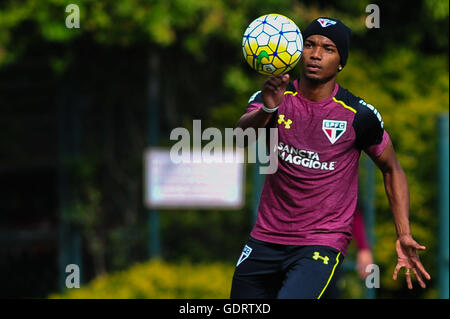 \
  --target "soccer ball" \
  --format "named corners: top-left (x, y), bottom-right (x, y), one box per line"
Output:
top-left (242, 14), bottom-right (303, 76)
